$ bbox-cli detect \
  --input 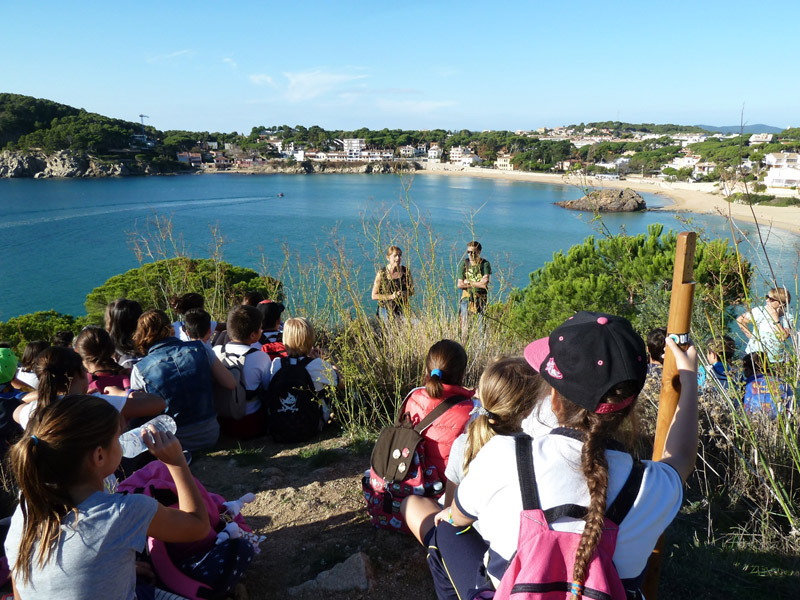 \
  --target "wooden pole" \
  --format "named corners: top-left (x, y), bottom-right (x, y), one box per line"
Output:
top-left (641, 231), bottom-right (696, 600)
